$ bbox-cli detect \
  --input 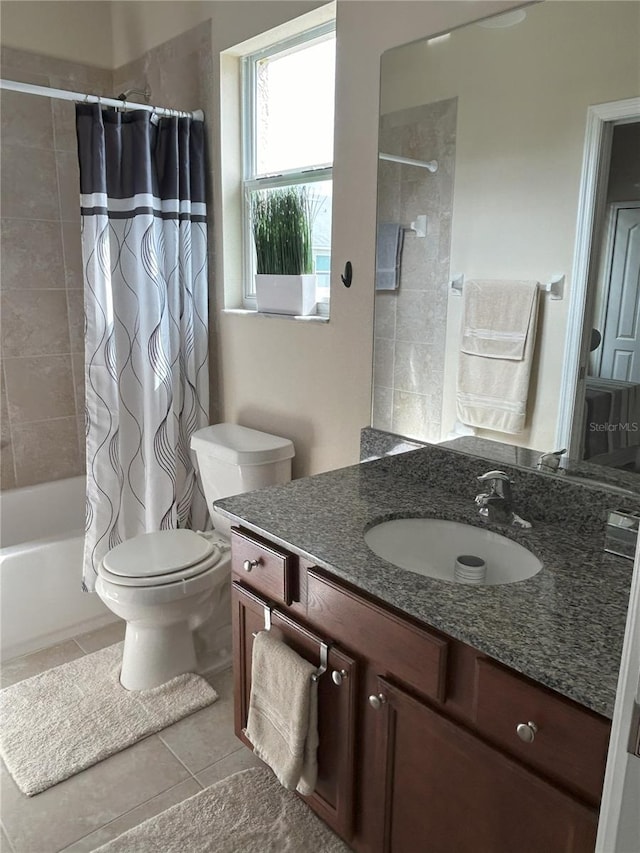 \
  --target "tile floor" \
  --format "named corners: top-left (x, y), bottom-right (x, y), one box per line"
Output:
top-left (0, 621), bottom-right (261, 853)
